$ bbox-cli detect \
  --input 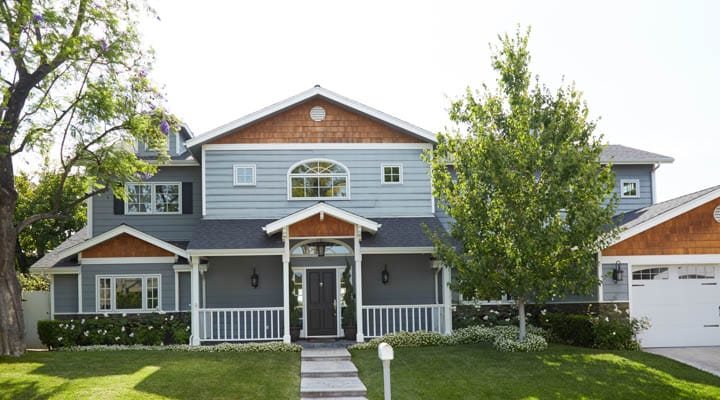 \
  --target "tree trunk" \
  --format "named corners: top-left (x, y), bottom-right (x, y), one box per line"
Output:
top-left (0, 152), bottom-right (25, 356)
top-left (517, 298), bottom-right (527, 342)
